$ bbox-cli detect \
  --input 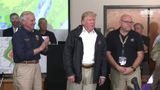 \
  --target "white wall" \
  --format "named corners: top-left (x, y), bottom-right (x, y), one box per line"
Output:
top-left (70, 0), bottom-right (160, 34)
